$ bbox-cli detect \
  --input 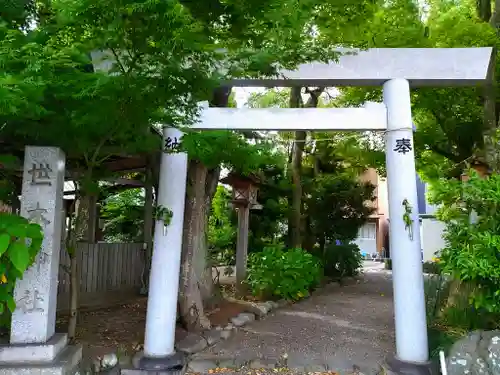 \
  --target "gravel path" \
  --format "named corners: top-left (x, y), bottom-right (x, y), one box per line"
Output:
top-left (192, 271), bottom-right (395, 375)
